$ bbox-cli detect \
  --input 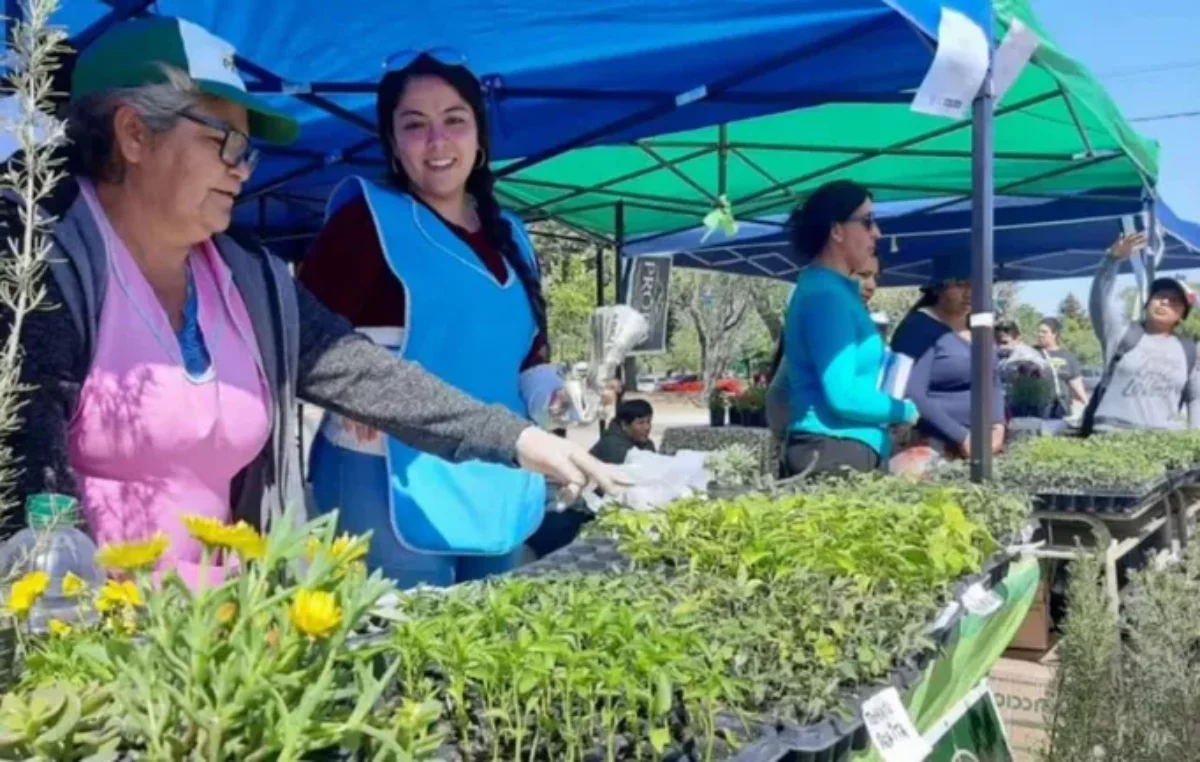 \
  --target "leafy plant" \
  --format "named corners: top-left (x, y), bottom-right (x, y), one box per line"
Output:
top-left (0, 680), bottom-right (121, 761)
top-left (993, 435), bottom-right (1167, 493)
top-left (16, 510), bottom-right (422, 762)
top-left (703, 444), bottom-right (760, 488)
top-left (1045, 545), bottom-right (1200, 762)
top-left (0, 0), bottom-right (70, 526)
